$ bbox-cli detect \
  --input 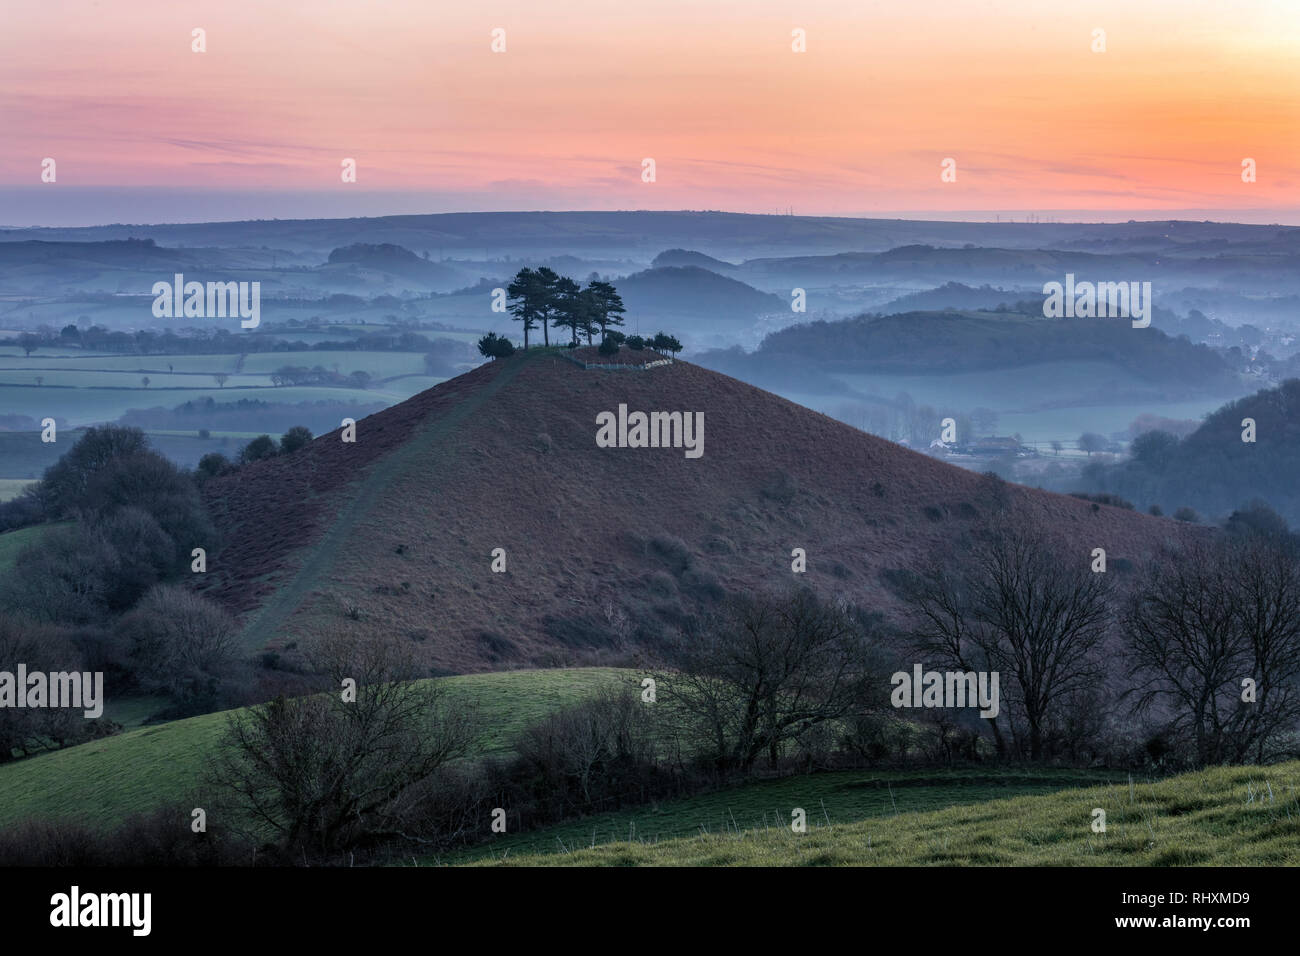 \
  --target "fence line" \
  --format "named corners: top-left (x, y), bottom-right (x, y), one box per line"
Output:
top-left (558, 352), bottom-right (674, 371)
